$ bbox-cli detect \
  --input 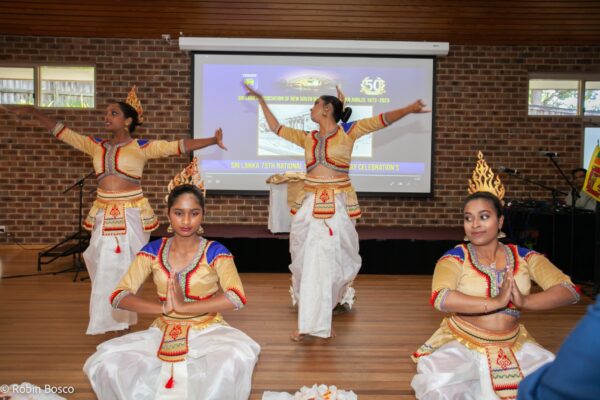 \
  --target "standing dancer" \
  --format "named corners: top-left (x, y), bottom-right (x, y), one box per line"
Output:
top-left (244, 83), bottom-right (430, 340)
top-left (3, 86), bottom-right (226, 334)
